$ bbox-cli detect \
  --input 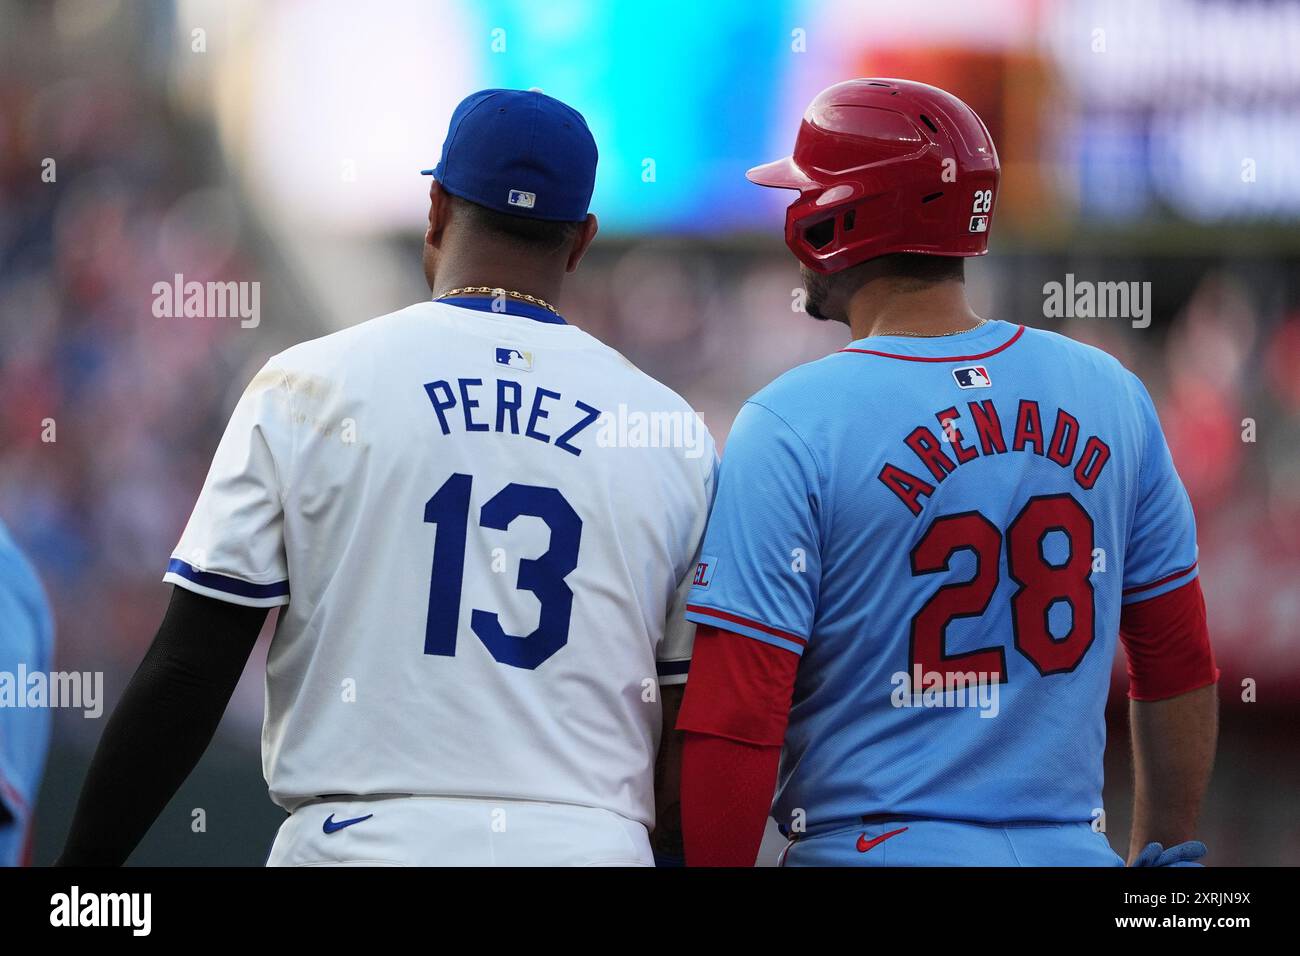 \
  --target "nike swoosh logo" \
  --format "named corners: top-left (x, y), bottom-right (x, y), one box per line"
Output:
top-left (856, 826), bottom-right (909, 853)
top-left (322, 813), bottom-right (373, 834)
